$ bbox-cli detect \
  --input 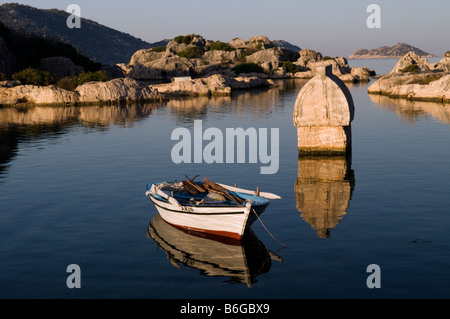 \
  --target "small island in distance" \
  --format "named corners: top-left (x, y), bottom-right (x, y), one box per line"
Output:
top-left (349, 42), bottom-right (438, 59)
